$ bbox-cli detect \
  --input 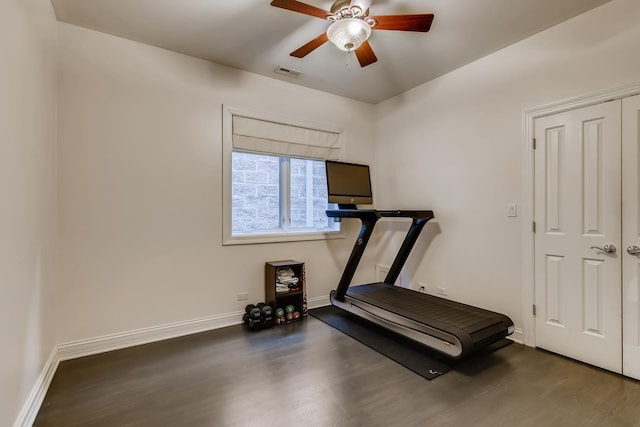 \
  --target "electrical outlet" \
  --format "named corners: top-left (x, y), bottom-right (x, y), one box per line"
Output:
top-left (376, 264), bottom-right (390, 282)
top-left (236, 292), bottom-right (249, 301)
top-left (437, 287), bottom-right (447, 296)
